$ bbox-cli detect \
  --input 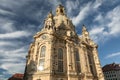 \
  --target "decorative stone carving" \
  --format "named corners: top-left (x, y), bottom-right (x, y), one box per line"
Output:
top-left (27, 60), bottom-right (37, 73)
top-left (24, 5), bottom-right (104, 80)
top-left (44, 11), bottom-right (54, 29)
